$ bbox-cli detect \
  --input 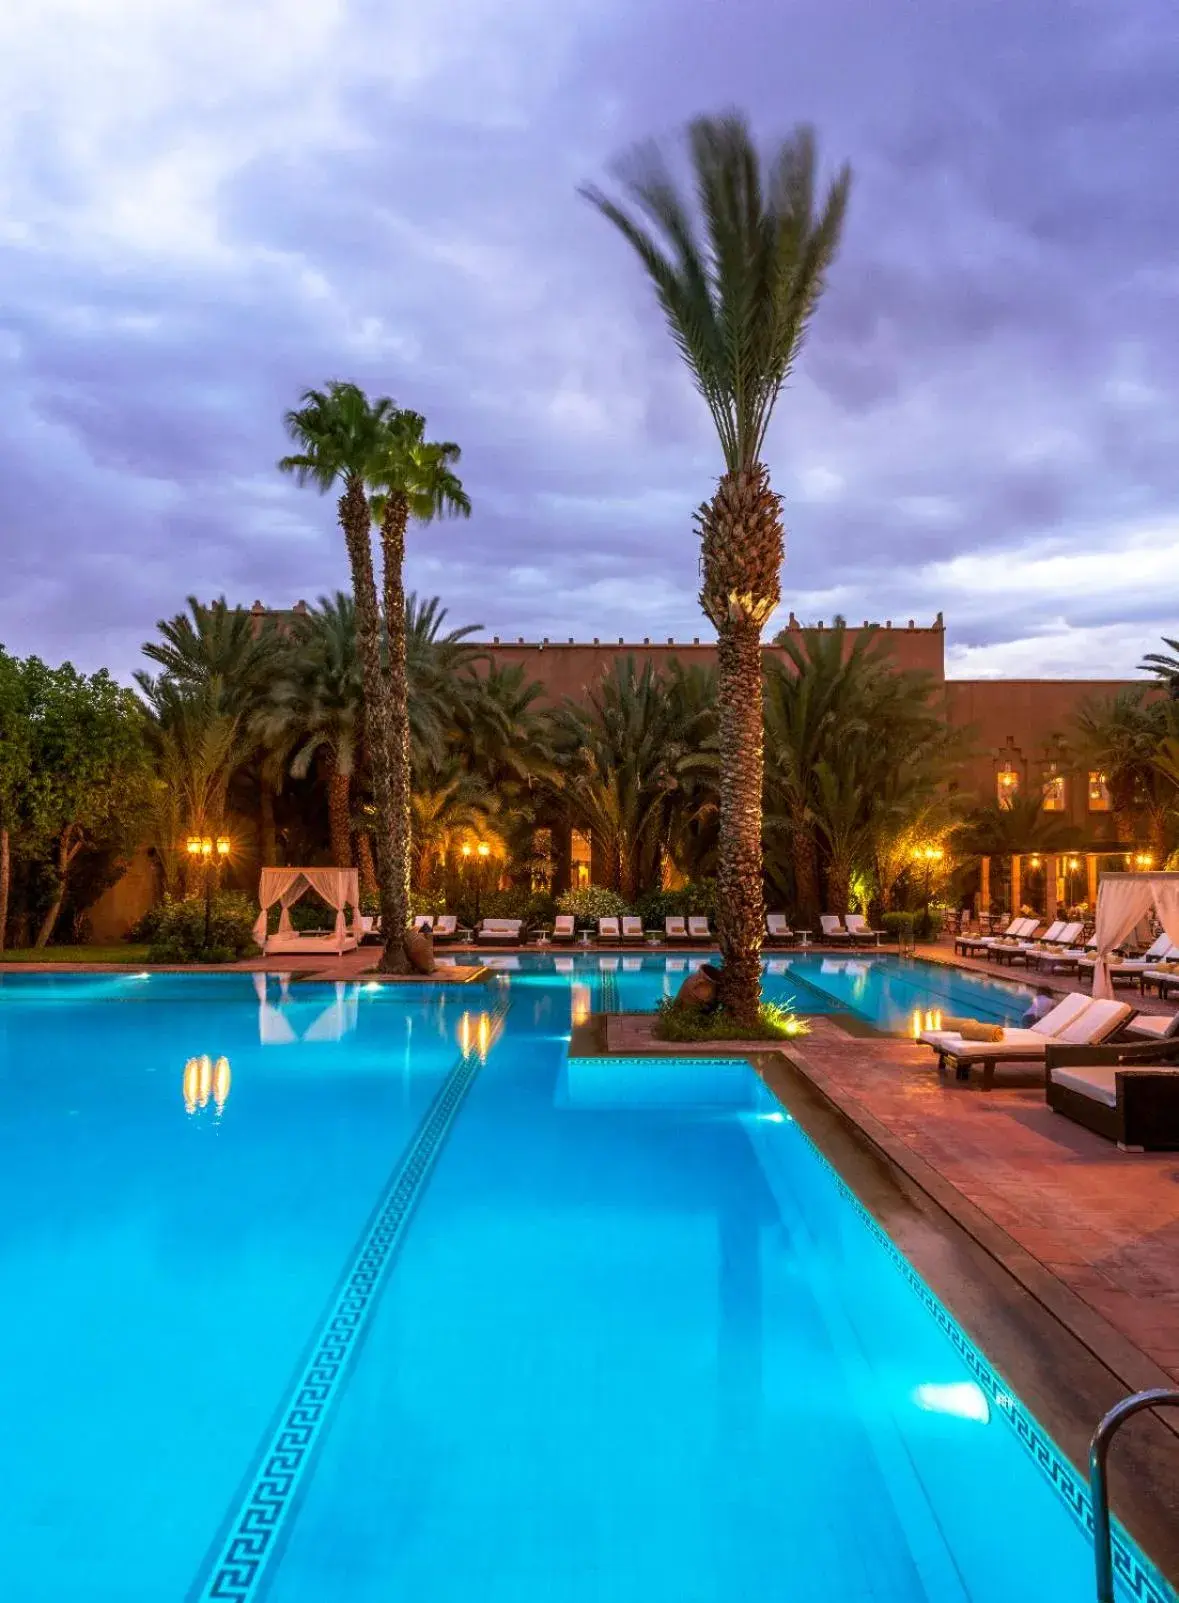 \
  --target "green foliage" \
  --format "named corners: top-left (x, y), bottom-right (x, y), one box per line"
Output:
top-left (146, 892), bottom-right (261, 964)
top-left (879, 909), bottom-right (942, 943)
top-left (555, 886), bottom-right (630, 924)
top-left (583, 115), bottom-right (850, 473)
top-left (0, 945), bottom-right (152, 964)
top-left (654, 996), bottom-right (810, 1043)
top-left (634, 879), bottom-right (718, 925)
